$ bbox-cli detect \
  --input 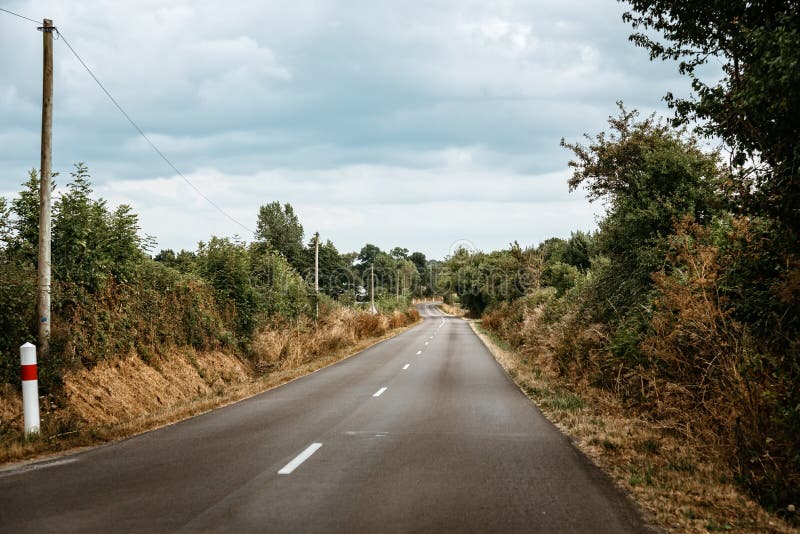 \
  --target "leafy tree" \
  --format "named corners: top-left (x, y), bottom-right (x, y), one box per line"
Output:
top-left (441, 247), bottom-right (532, 314)
top-left (154, 249), bottom-right (197, 273)
top-left (255, 201), bottom-right (305, 271)
top-left (389, 247), bottom-right (409, 260)
top-left (562, 231), bottom-right (593, 272)
top-left (307, 239), bottom-right (350, 297)
top-left (409, 252), bottom-right (426, 274)
top-left (562, 105), bottom-right (722, 316)
top-left (425, 259), bottom-right (444, 297)
top-left (537, 237), bottom-right (566, 265)
top-left (356, 243), bottom-right (381, 268)
top-left (395, 258), bottom-right (419, 297)
top-left (340, 251), bottom-right (358, 266)
top-left (622, 0), bottom-right (800, 233)
top-left (409, 251), bottom-right (429, 296)
top-left (249, 245), bottom-right (309, 319)
top-left (153, 249), bottom-right (176, 264)
top-left (52, 164), bottom-right (145, 289)
top-left (9, 169), bottom-right (44, 262)
top-left (0, 197), bottom-right (12, 248)
top-left (541, 261), bottom-right (580, 297)
top-left (372, 251), bottom-right (398, 295)
top-left (196, 237), bottom-right (258, 338)
top-left (0, 189), bottom-right (35, 383)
